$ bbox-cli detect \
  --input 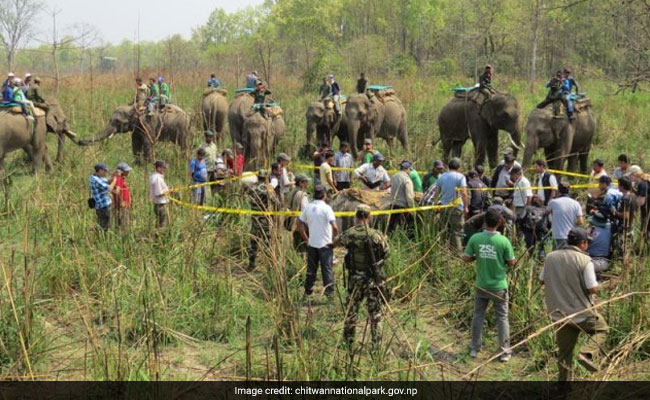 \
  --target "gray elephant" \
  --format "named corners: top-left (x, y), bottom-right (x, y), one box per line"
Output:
top-left (438, 92), bottom-right (523, 168)
top-left (21, 98), bottom-right (78, 163)
top-left (344, 91), bottom-right (408, 158)
top-left (0, 110), bottom-right (50, 172)
top-left (228, 92), bottom-right (255, 146)
top-left (201, 89), bottom-right (228, 145)
top-left (522, 100), bottom-right (596, 173)
top-left (78, 104), bottom-right (191, 163)
top-left (242, 108), bottom-right (285, 170)
top-left (305, 98), bottom-right (347, 146)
